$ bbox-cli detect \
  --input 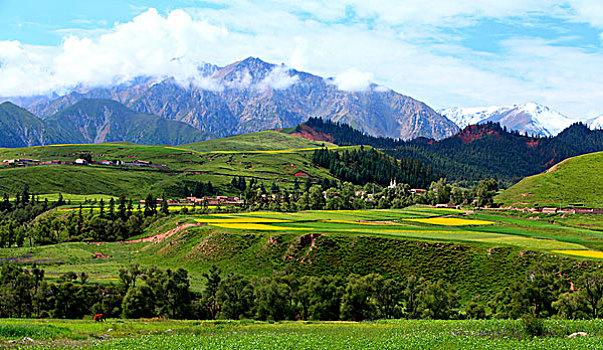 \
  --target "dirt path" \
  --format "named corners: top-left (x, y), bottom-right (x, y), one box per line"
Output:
top-left (123, 222), bottom-right (204, 244)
